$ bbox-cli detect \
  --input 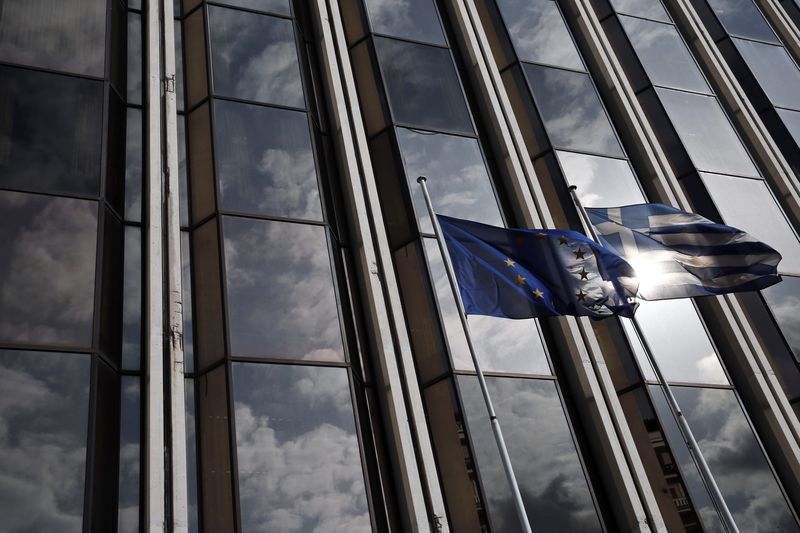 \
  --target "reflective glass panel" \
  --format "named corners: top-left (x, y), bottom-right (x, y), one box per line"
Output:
top-left (424, 239), bottom-right (552, 375)
top-left (733, 38), bottom-right (800, 109)
top-left (213, 0), bottom-right (291, 15)
top-left (657, 88), bottom-right (759, 177)
top-left (208, 6), bottom-right (304, 108)
top-left (762, 275), bottom-right (800, 359)
top-left (185, 379), bottom-right (199, 533)
top-left (232, 363), bottom-right (370, 532)
top-left (610, 0), bottom-right (671, 23)
top-left (118, 377), bottom-right (140, 533)
top-left (223, 217), bottom-right (345, 361)
top-left (497, 0), bottom-right (583, 70)
top-left (396, 128), bottom-right (503, 233)
top-left (700, 172), bottom-right (800, 273)
top-left (374, 37), bottom-right (473, 135)
top-left (128, 12), bottom-right (143, 105)
top-left (122, 227), bottom-right (141, 370)
top-left (0, 66), bottom-right (103, 196)
top-left (0, 349), bottom-right (90, 532)
top-left (778, 108), bottom-right (800, 145)
top-left (214, 100), bottom-right (322, 220)
top-left (524, 64), bottom-right (624, 157)
top-left (706, 0), bottom-right (778, 43)
top-left (181, 232), bottom-right (195, 373)
top-left (178, 117), bottom-right (189, 227)
top-left (0, 0), bottom-right (106, 76)
top-left (175, 20), bottom-right (185, 113)
top-left (125, 108), bottom-right (143, 222)
top-left (556, 151), bottom-right (644, 206)
top-left (459, 376), bottom-right (602, 532)
top-left (364, 0), bottom-right (446, 45)
top-left (0, 191), bottom-right (97, 347)
top-left (620, 16), bottom-right (710, 94)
